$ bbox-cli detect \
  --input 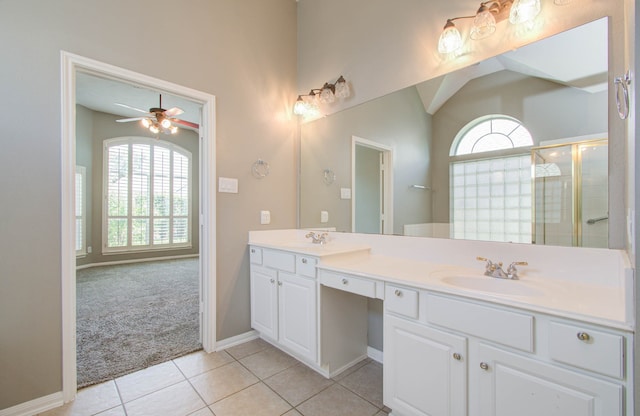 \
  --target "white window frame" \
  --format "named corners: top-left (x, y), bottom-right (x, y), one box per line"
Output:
top-left (102, 136), bottom-right (192, 254)
top-left (449, 115), bottom-right (533, 243)
top-left (75, 165), bottom-right (87, 257)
